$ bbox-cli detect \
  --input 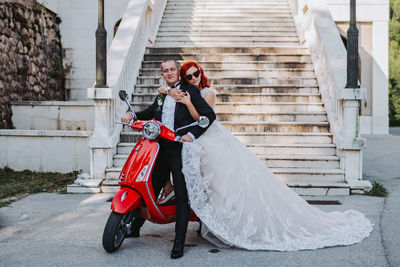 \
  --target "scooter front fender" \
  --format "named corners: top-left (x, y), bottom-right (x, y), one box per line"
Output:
top-left (111, 187), bottom-right (141, 214)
